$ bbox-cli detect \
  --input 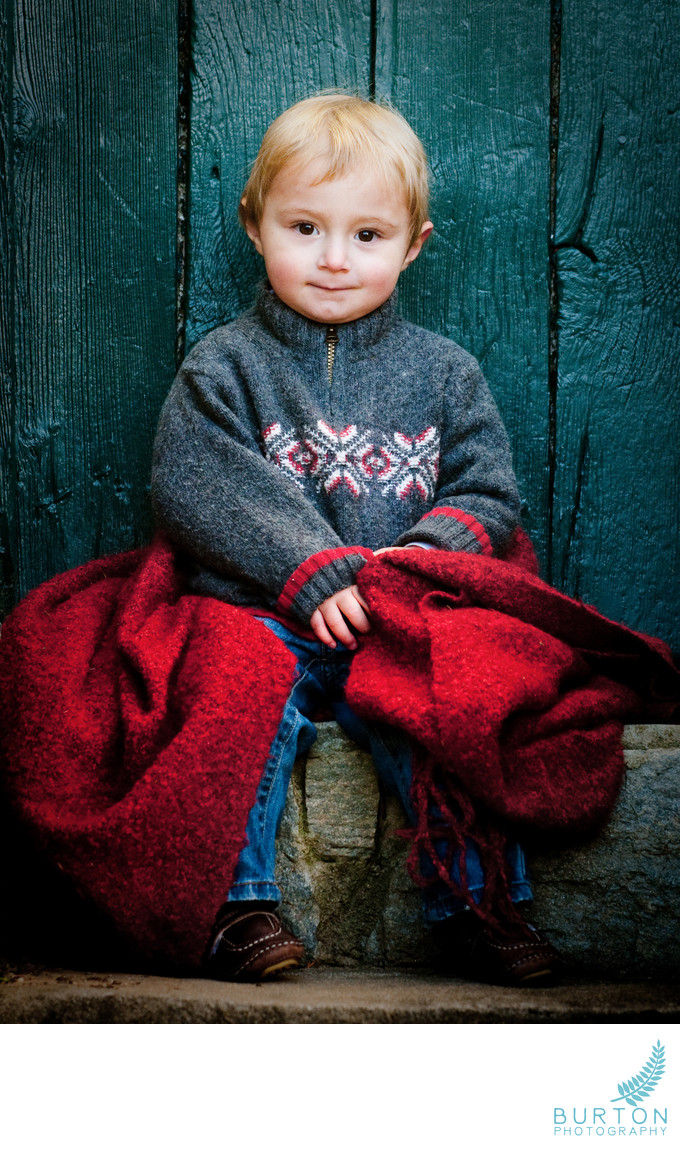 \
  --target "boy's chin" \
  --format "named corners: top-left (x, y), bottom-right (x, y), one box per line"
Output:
top-left (292, 290), bottom-right (391, 325)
